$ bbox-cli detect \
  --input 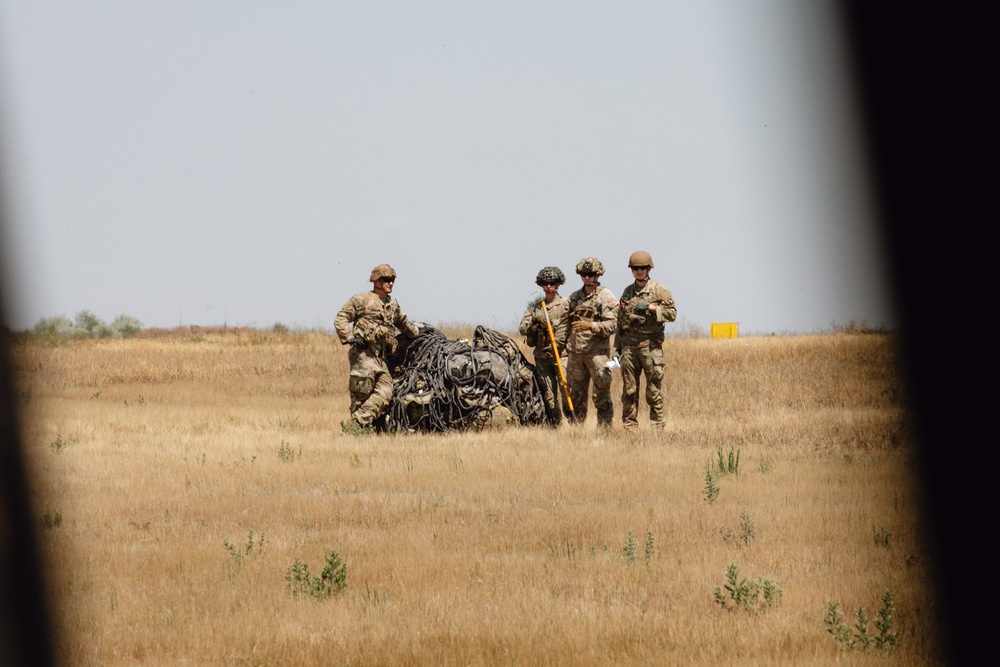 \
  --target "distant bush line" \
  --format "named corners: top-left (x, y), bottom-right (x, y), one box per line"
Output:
top-left (19, 312), bottom-right (894, 341)
top-left (31, 310), bottom-right (143, 340)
